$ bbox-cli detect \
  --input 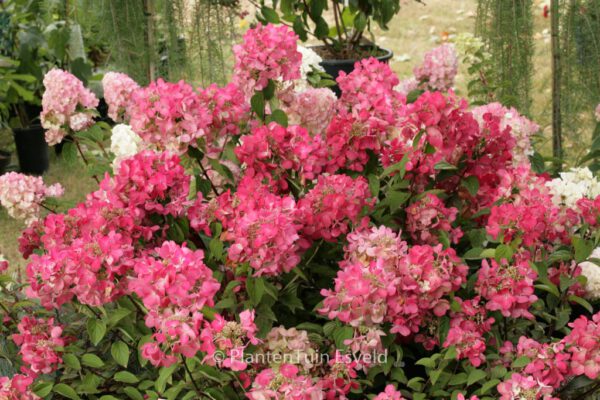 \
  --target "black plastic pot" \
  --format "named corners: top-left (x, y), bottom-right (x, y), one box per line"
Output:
top-left (13, 125), bottom-right (49, 175)
top-left (0, 150), bottom-right (11, 175)
top-left (316, 46), bottom-right (394, 97)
